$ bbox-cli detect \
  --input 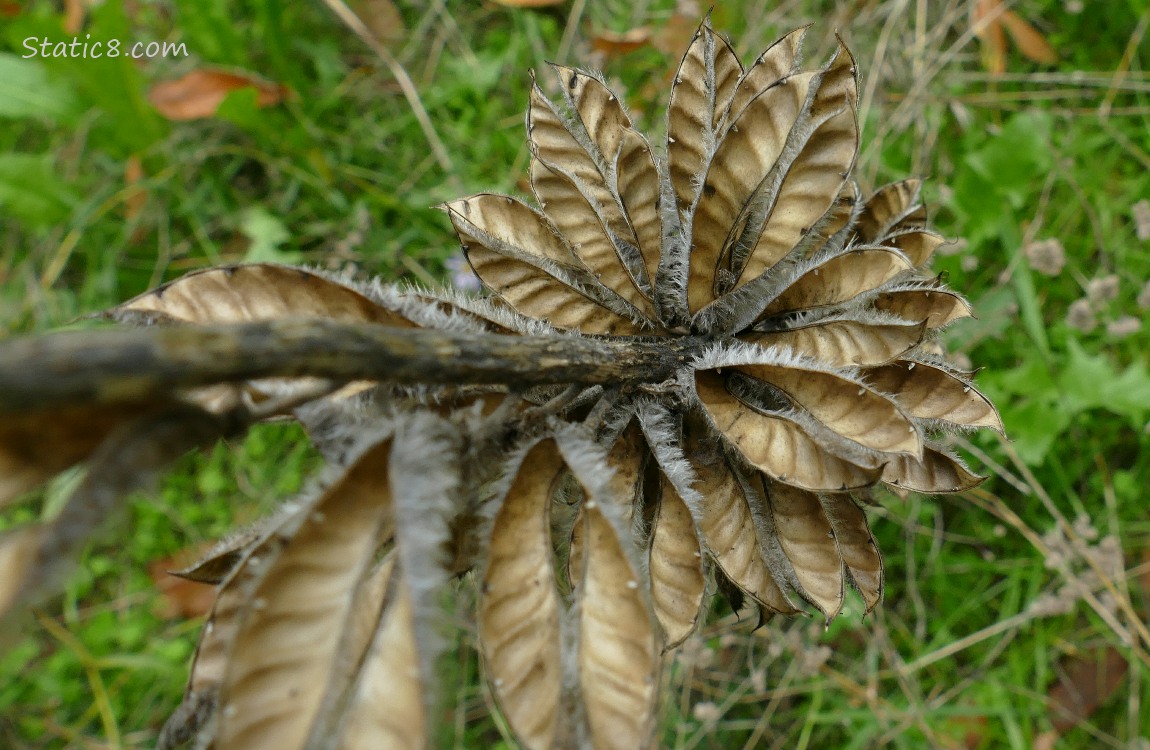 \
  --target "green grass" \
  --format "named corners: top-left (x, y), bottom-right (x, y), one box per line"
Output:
top-left (2, 0), bottom-right (1150, 747)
